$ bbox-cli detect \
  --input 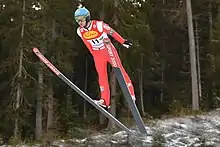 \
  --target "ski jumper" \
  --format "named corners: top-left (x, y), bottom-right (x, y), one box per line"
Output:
top-left (77, 20), bottom-right (135, 107)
